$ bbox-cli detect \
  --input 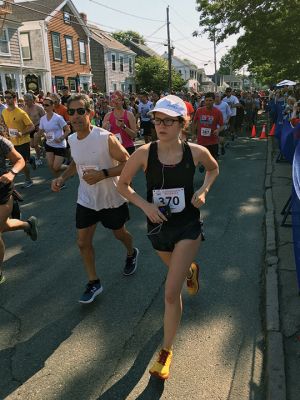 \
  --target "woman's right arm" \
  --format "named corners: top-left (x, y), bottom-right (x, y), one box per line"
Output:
top-left (117, 146), bottom-right (167, 224)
